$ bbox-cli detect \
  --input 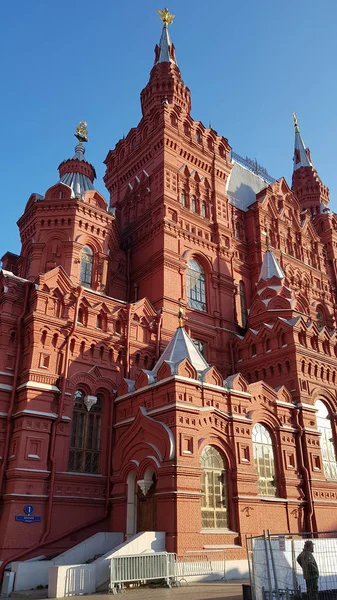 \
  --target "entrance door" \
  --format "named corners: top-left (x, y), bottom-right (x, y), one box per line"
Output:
top-left (137, 481), bottom-right (156, 532)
